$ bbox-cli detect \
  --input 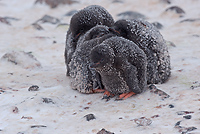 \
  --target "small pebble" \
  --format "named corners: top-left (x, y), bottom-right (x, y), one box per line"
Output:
top-left (97, 128), bottom-right (114, 134)
top-left (30, 125), bottom-right (47, 128)
top-left (183, 115), bottom-right (192, 119)
top-left (169, 104), bottom-right (174, 108)
top-left (28, 85), bottom-right (39, 91)
top-left (42, 98), bottom-right (55, 104)
top-left (38, 15), bottom-right (60, 24)
top-left (12, 106), bottom-right (19, 113)
top-left (84, 114), bottom-right (96, 121)
top-left (32, 23), bottom-right (44, 30)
